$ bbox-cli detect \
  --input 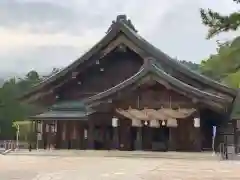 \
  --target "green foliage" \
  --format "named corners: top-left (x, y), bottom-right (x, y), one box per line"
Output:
top-left (200, 0), bottom-right (240, 39)
top-left (0, 70), bottom-right (48, 140)
top-left (13, 121), bottom-right (33, 141)
top-left (200, 36), bottom-right (240, 88)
